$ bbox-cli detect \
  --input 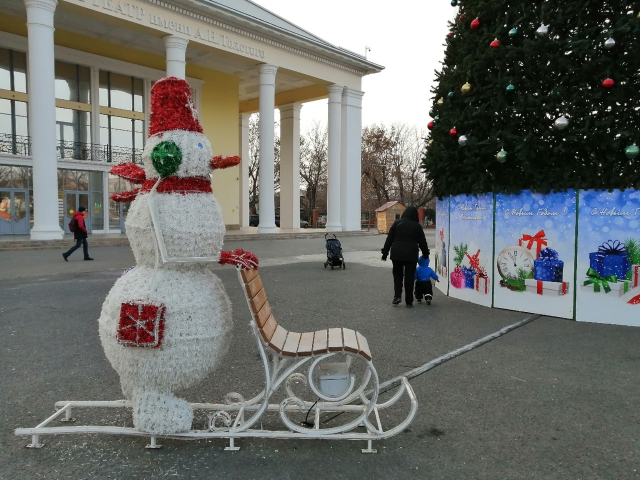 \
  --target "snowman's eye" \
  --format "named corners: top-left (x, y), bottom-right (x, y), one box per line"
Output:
top-left (197, 143), bottom-right (203, 149)
top-left (151, 140), bottom-right (182, 177)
